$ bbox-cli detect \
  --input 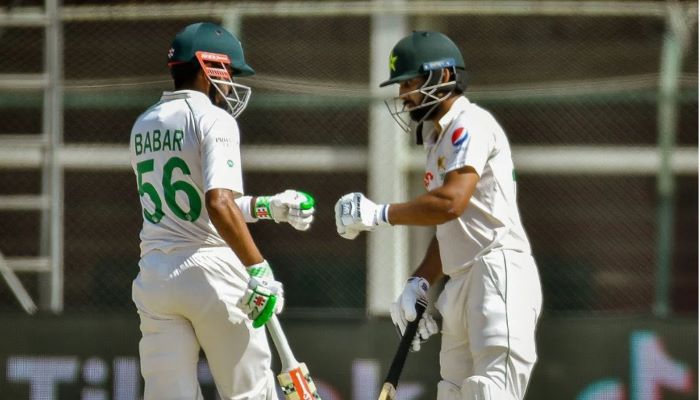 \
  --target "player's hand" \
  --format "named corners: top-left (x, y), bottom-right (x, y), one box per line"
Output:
top-left (239, 260), bottom-right (285, 328)
top-left (256, 190), bottom-right (315, 231)
top-left (334, 192), bottom-right (390, 240)
top-left (390, 277), bottom-right (439, 352)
